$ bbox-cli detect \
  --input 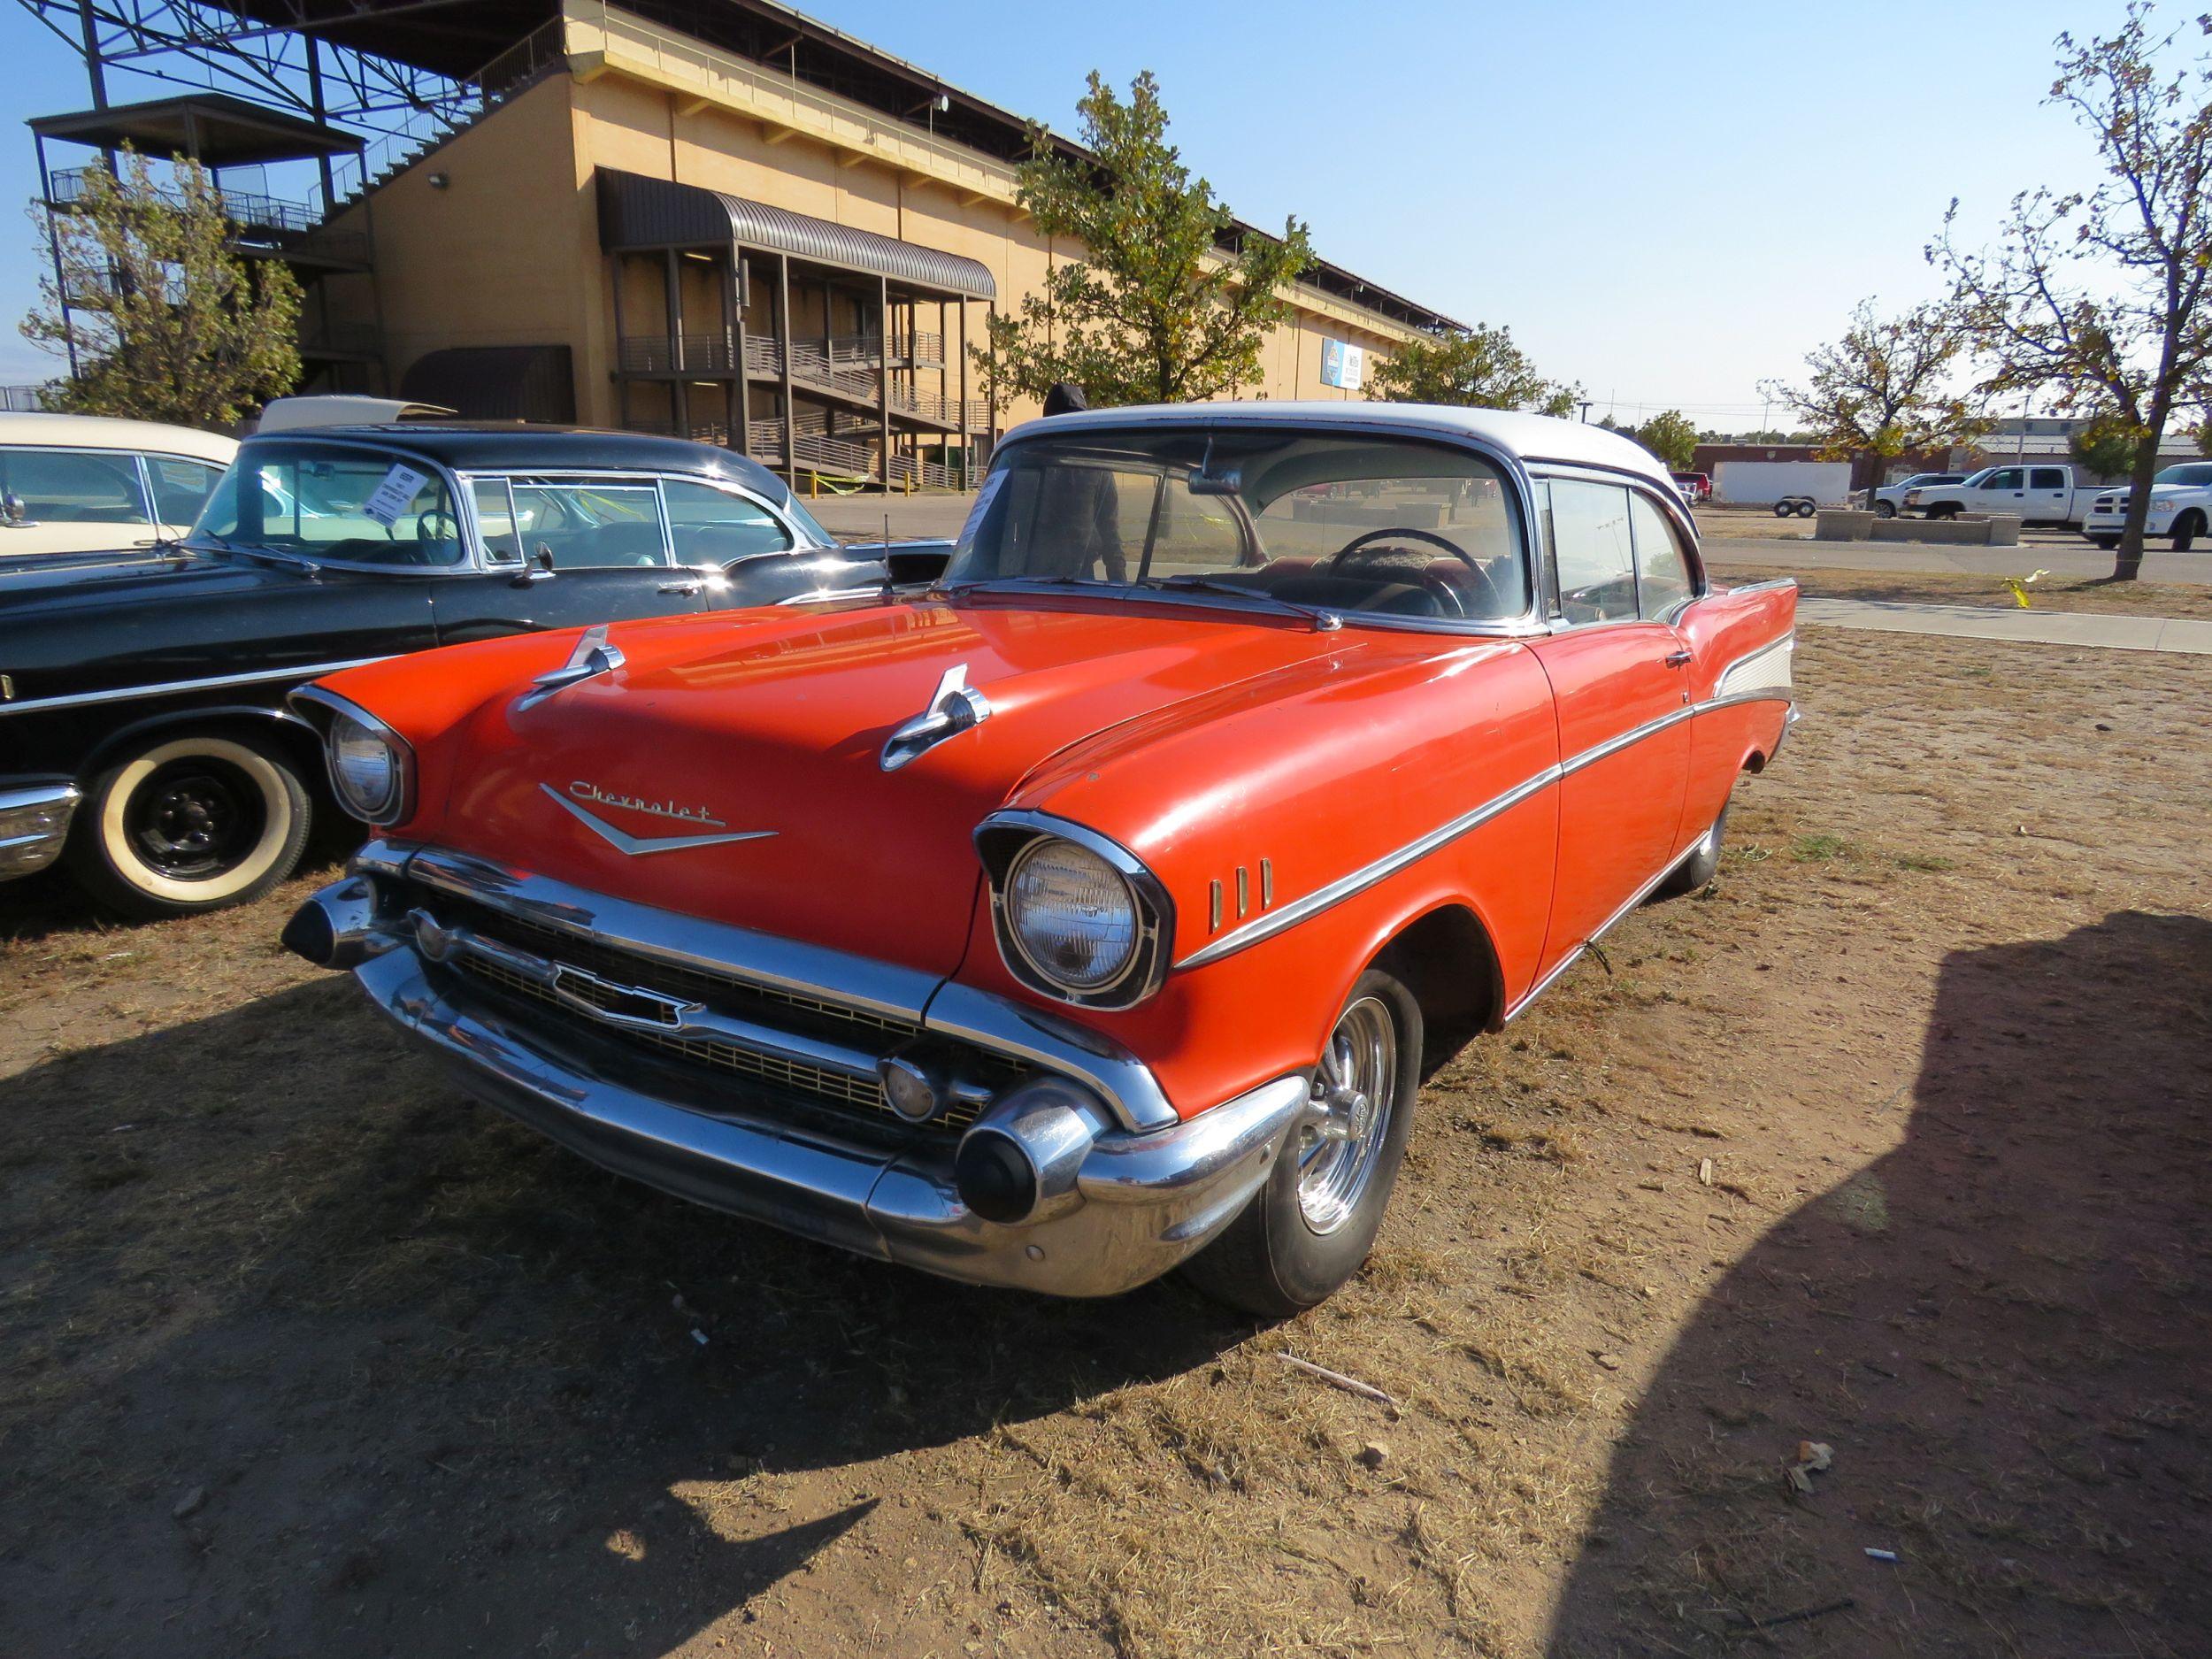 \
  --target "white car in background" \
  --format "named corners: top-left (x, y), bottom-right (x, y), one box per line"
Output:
top-left (1867, 472), bottom-right (1966, 518)
top-left (0, 412), bottom-right (236, 557)
top-left (2082, 461), bottom-right (2212, 550)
